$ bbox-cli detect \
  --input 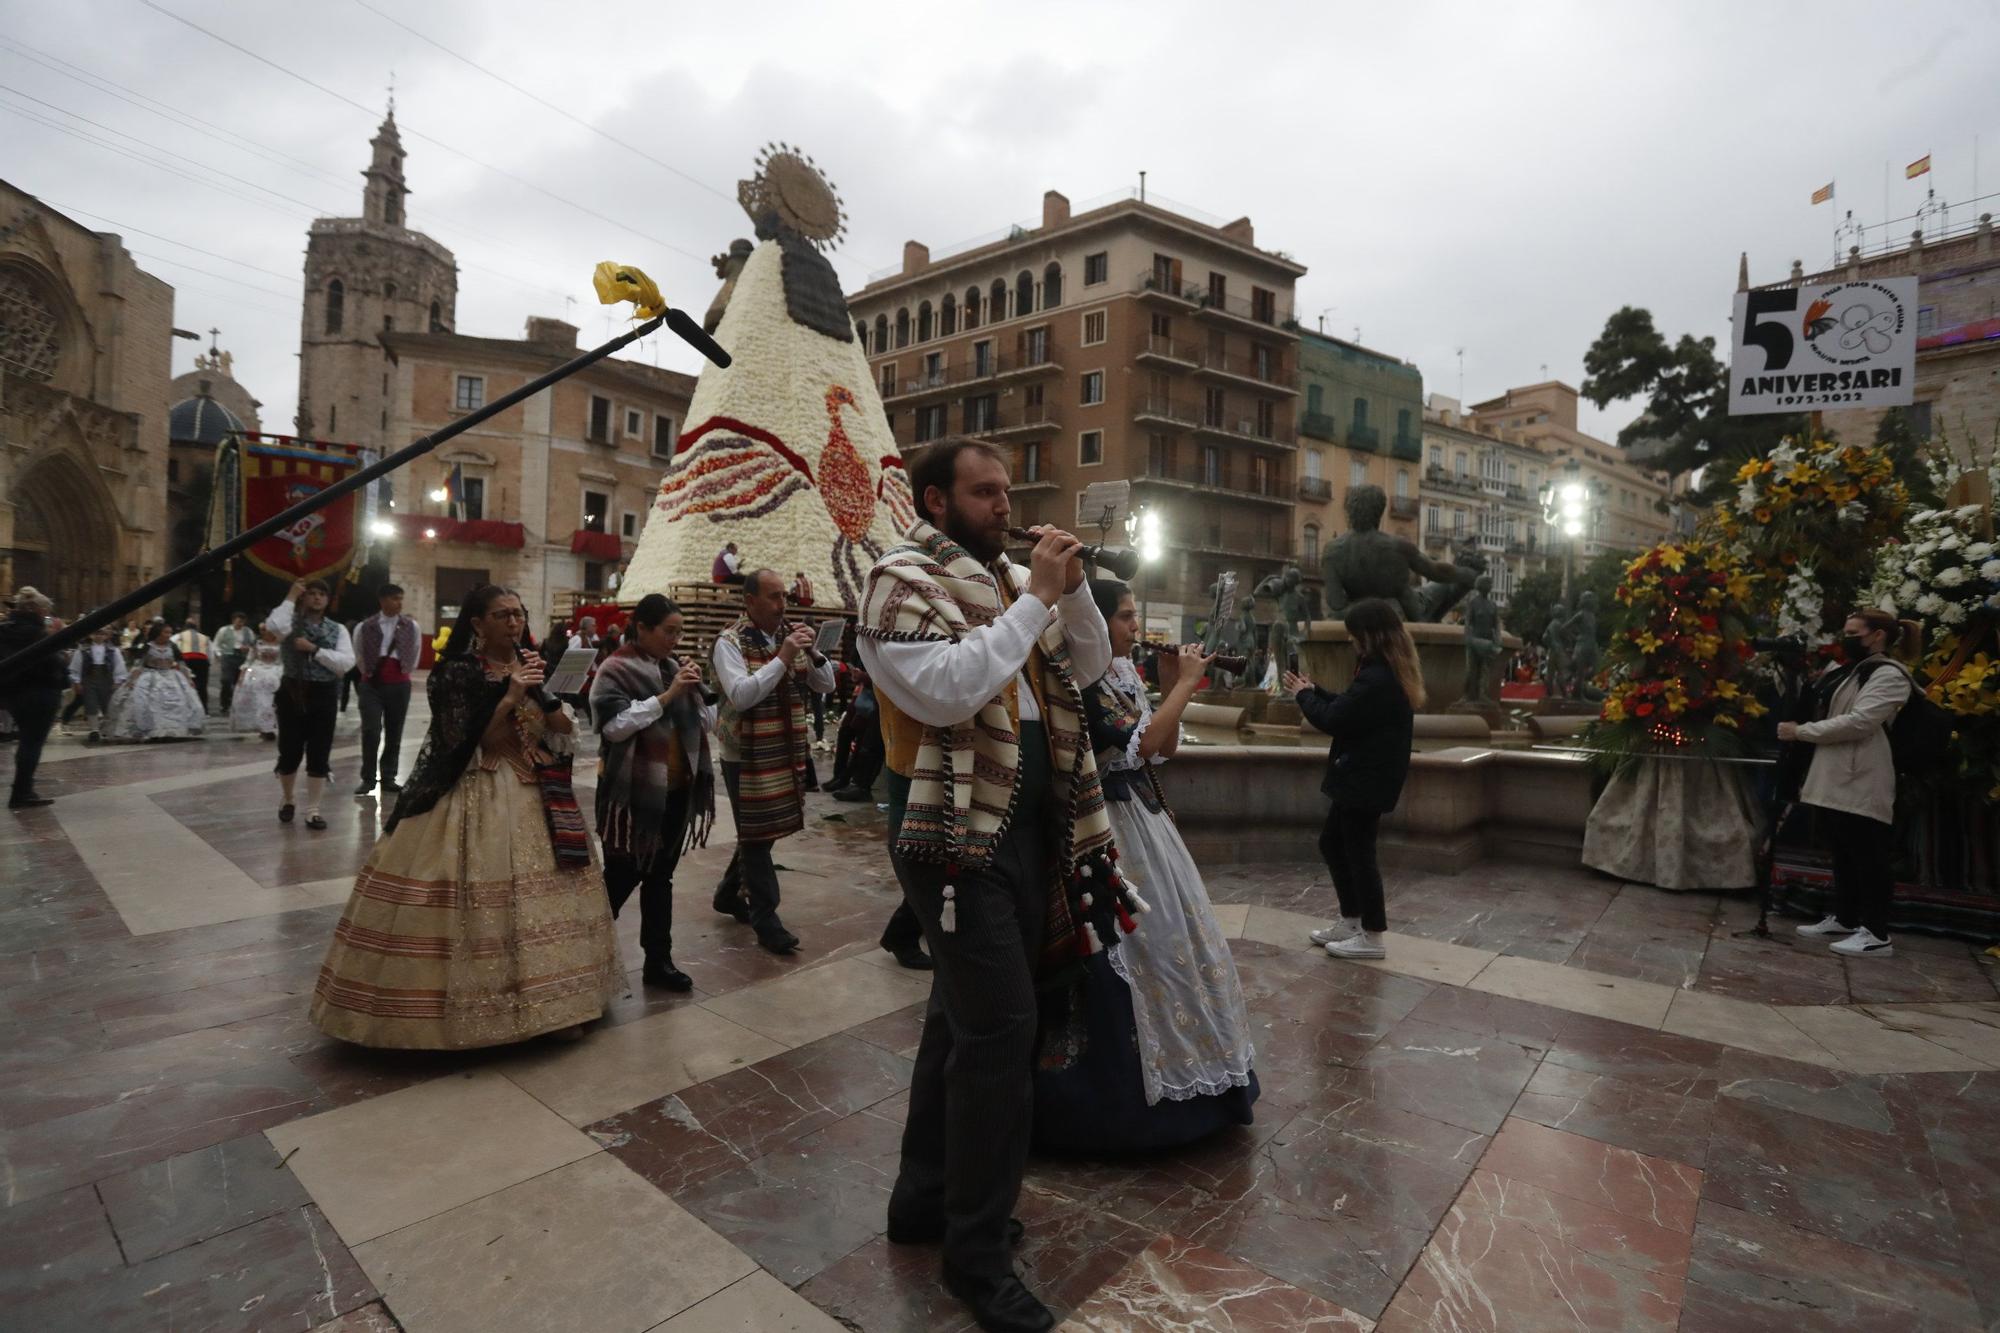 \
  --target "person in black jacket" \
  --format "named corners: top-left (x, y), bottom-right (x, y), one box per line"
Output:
top-left (0, 587), bottom-right (65, 809)
top-left (1284, 597), bottom-right (1424, 960)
